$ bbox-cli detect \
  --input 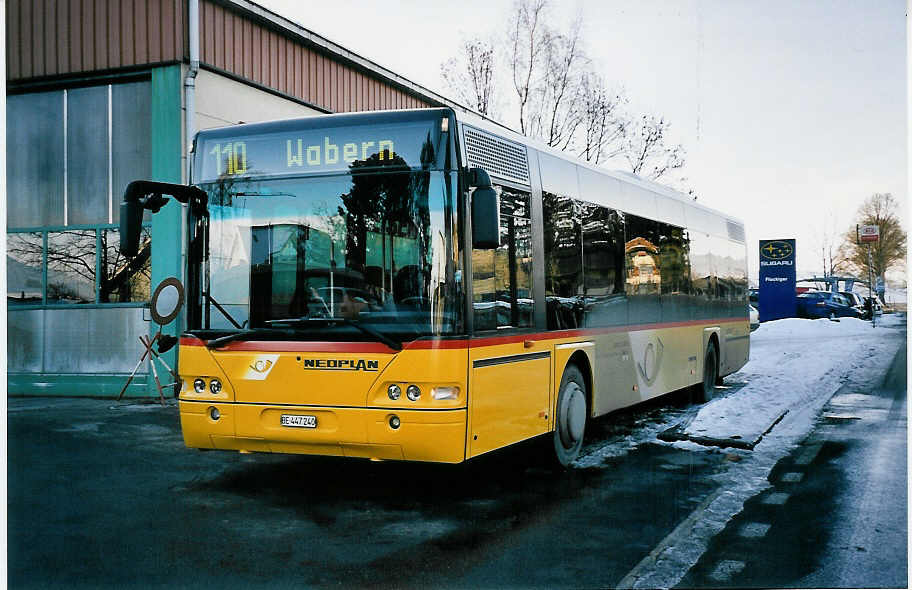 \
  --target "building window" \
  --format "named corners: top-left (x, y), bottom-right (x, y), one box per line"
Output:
top-left (7, 92), bottom-right (65, 227)
top-left (7, 232), bottom-right (44, 305)
top-left (6, 80), bottom-right (152, 307)
top-left (47, 230), bottom-right (97, 304)
top-left (101, 228), bottom-right (152, 303)
top-left (7, 226), bottom-right (151, 306)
